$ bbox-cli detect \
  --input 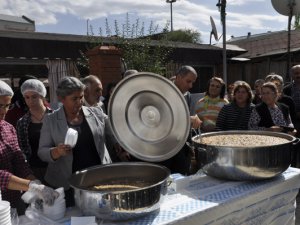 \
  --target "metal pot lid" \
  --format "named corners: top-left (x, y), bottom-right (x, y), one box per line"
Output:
top-left (108, 72), bottom-right (190, 162)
